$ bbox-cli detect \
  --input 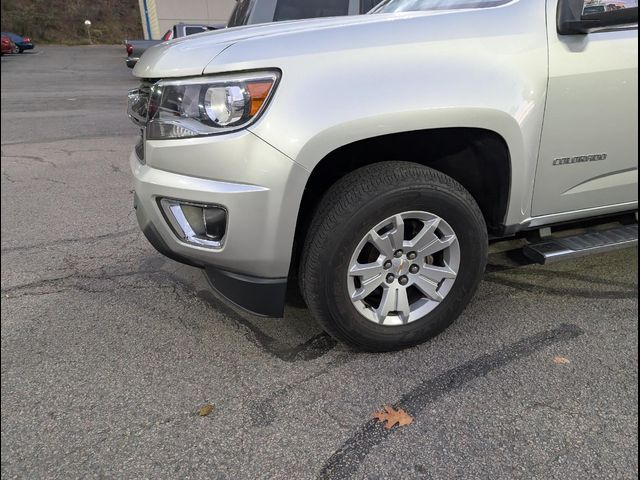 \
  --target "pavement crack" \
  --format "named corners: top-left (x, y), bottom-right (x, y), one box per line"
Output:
top-left (524, 401), bottom-right (581, 417)
top-left (2, 273), bottom-right (180, 298)
top-left (59, 147), bottom-right (121, 156)
top-left (249, 354), bottom-right (353, 426)
top-left (195, 288), bottom-right (336, 363)
top-left (1, 170), bottom-right (17, 183)
top-left (1, 228), bottom-right (139, 253)
top-left (0, 153), bottom-right (57, 167)
top-left (2, 273), bottom-right (77, 295)
top-left (317, 323), bottom-right (584, 480)
top-left (484, 274), bottom-right (638, 300)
